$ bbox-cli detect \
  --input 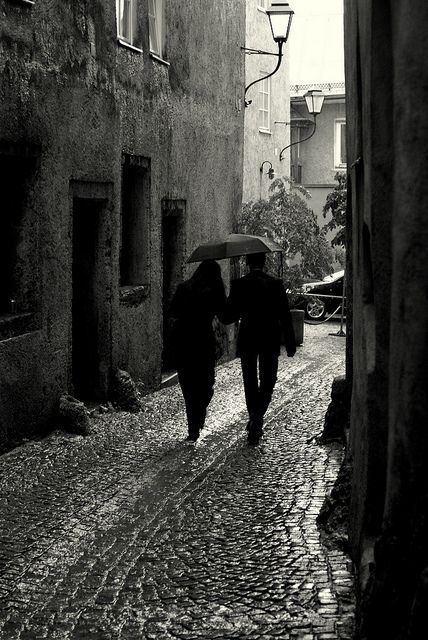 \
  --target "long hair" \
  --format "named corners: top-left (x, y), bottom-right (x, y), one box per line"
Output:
top-left (188, 260), bottom-right (225, 306)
